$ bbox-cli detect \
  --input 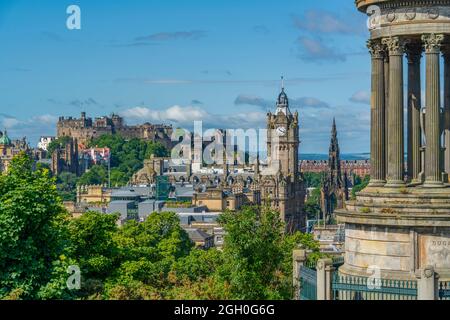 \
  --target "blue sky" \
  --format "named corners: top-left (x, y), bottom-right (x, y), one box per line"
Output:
top-left (0, 0), bottom-right (372, 153)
